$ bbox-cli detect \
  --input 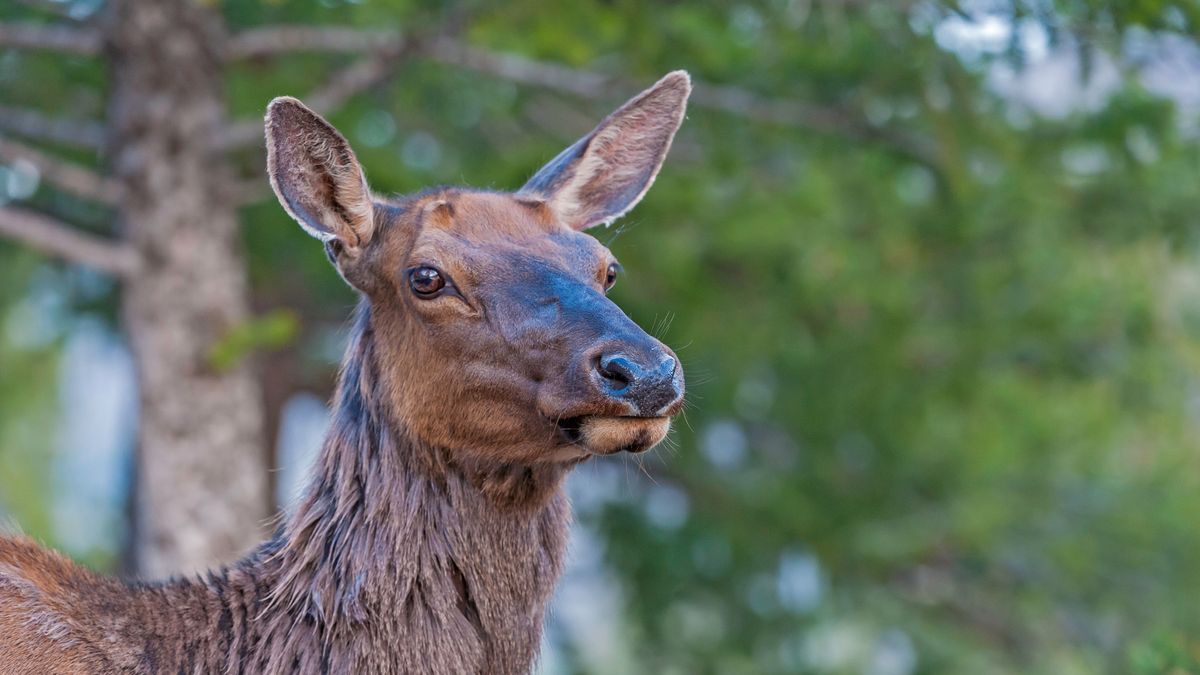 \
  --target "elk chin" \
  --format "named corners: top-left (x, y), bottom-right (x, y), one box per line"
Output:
top-left (572, 416), bottom-right (671, 455)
